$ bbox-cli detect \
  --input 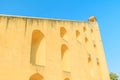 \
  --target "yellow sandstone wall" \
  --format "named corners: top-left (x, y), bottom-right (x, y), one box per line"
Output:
top-left (0, 15), bottom-right (110, 80)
